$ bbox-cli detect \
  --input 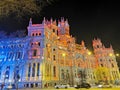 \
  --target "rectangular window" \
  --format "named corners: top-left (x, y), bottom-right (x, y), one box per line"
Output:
top-left (53, 55), bottom-right (56, 61)
top-left (37, 63), bottom-right (40, 76)
top-left (0, 66), bottom-right (1, 79)
top-left (28, 63), bottom-right (31, 77)
top-left (33, 49), bottom-right (37, 56)
top-left (53, 66), bottom-right (56, 77)
top-left (32, 63), bottom-right (36, 77)
top-left (17, 52), bottom-right (21, 59)
top-left (101, 64), bottom-right (103, 67)
top-left (7, 52), bottom-right (13, 60)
